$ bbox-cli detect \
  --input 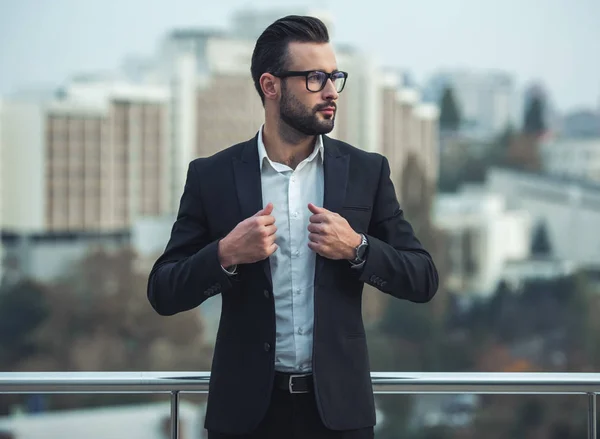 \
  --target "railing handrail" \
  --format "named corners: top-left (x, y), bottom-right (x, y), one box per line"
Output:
top-left (1, 371), bottom-right (600, 394)
top-left (0, 372), bottom-right (597, 439)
